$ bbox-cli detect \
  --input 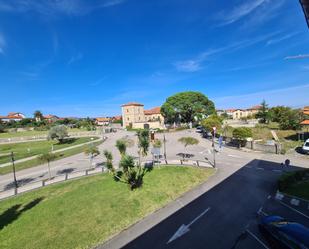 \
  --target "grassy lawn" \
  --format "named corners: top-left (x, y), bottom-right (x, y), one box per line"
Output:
top-left (0, 140), bottom-right (102, 175)
top-left (0, 137), bottom-right (98, 164)
top-left (0, 128), bottom-right (89, 139)
top-left (284, 181), bottom-right (309, 200)
top-left (0, 166), bottom-right (214, 249)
